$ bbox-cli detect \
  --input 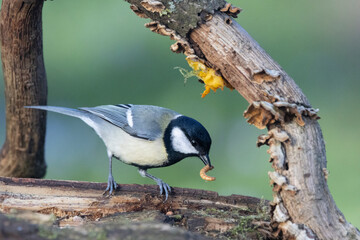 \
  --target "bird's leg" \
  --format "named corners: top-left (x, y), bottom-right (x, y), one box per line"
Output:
top-left (138, 169), bottom-right (171, 201)
top-left (103, 150), bottom-right (117, 196)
